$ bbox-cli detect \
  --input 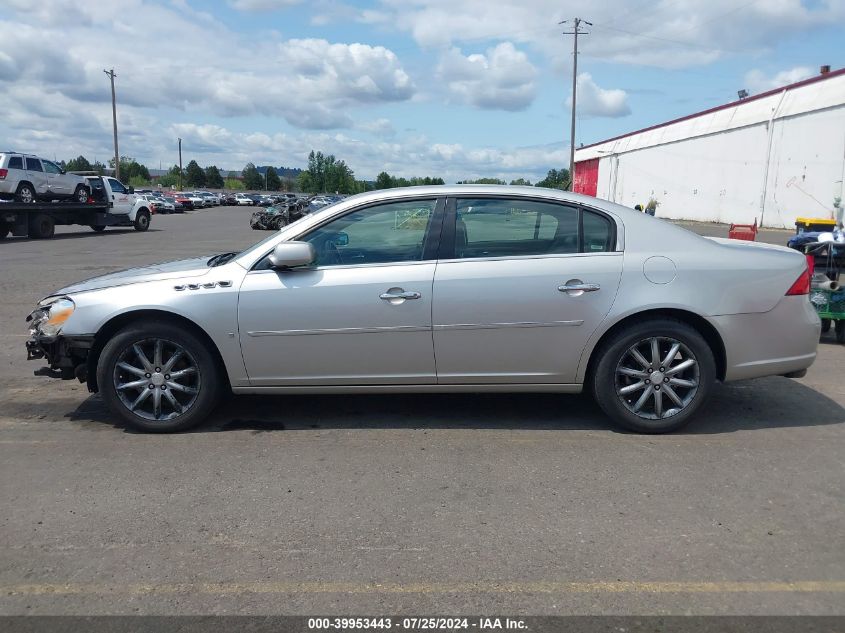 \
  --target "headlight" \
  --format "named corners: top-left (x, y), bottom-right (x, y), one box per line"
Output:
top-left (29, 297), bottom-right (75, 337)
